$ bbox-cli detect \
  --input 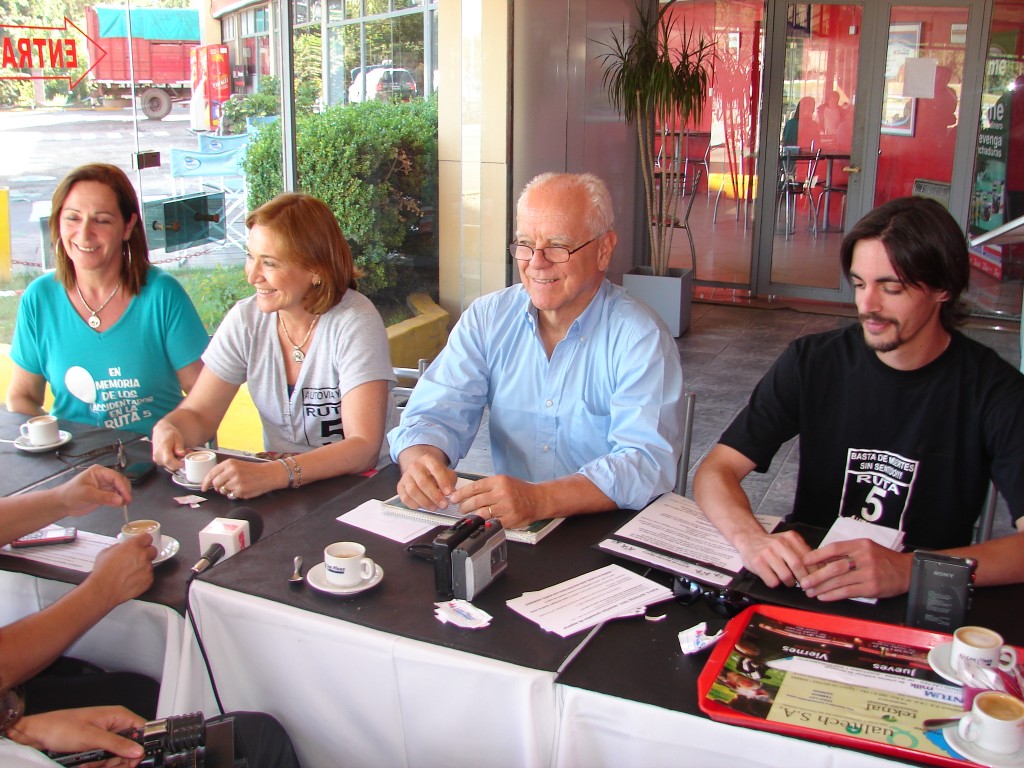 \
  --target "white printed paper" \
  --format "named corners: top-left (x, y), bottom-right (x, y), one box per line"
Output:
top-left (506, 564), bottom-right (673, 637)
top-left (601, 492), bottom-right (779, 578)
top-left (1, 529), bottom-right (117, 573)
